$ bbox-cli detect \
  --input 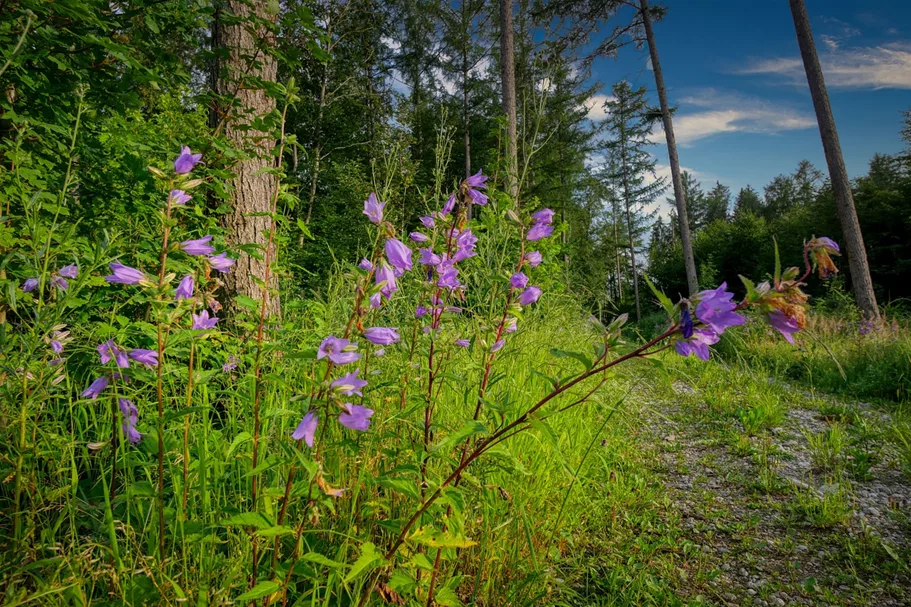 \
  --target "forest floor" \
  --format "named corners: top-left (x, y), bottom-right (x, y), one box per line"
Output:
top-left (641, 375), bottom-right (910, 606)
top-left (558, 360), bottom-right (911, 607)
